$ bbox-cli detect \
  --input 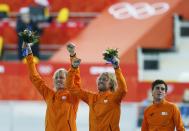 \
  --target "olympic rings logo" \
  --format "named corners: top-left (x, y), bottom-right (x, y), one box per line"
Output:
top-left (108, 2), bottom-right (170, 20)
